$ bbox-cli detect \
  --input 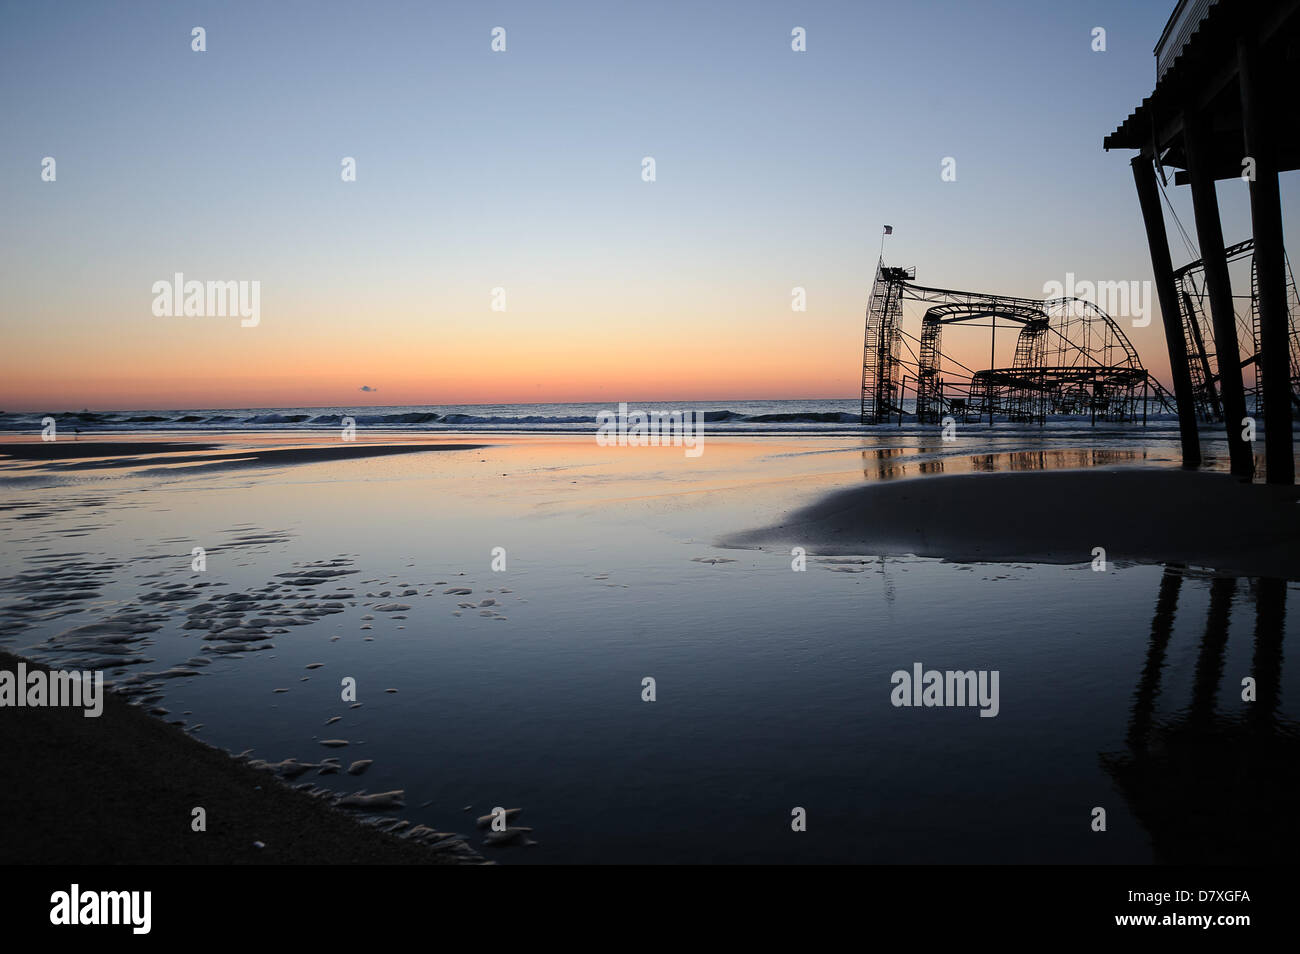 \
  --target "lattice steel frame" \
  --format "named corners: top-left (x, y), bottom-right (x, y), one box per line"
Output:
top-left (1172, 239), bottom-right (1300, 422)
top-left (860, 262), bottom-right (1157, 425)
